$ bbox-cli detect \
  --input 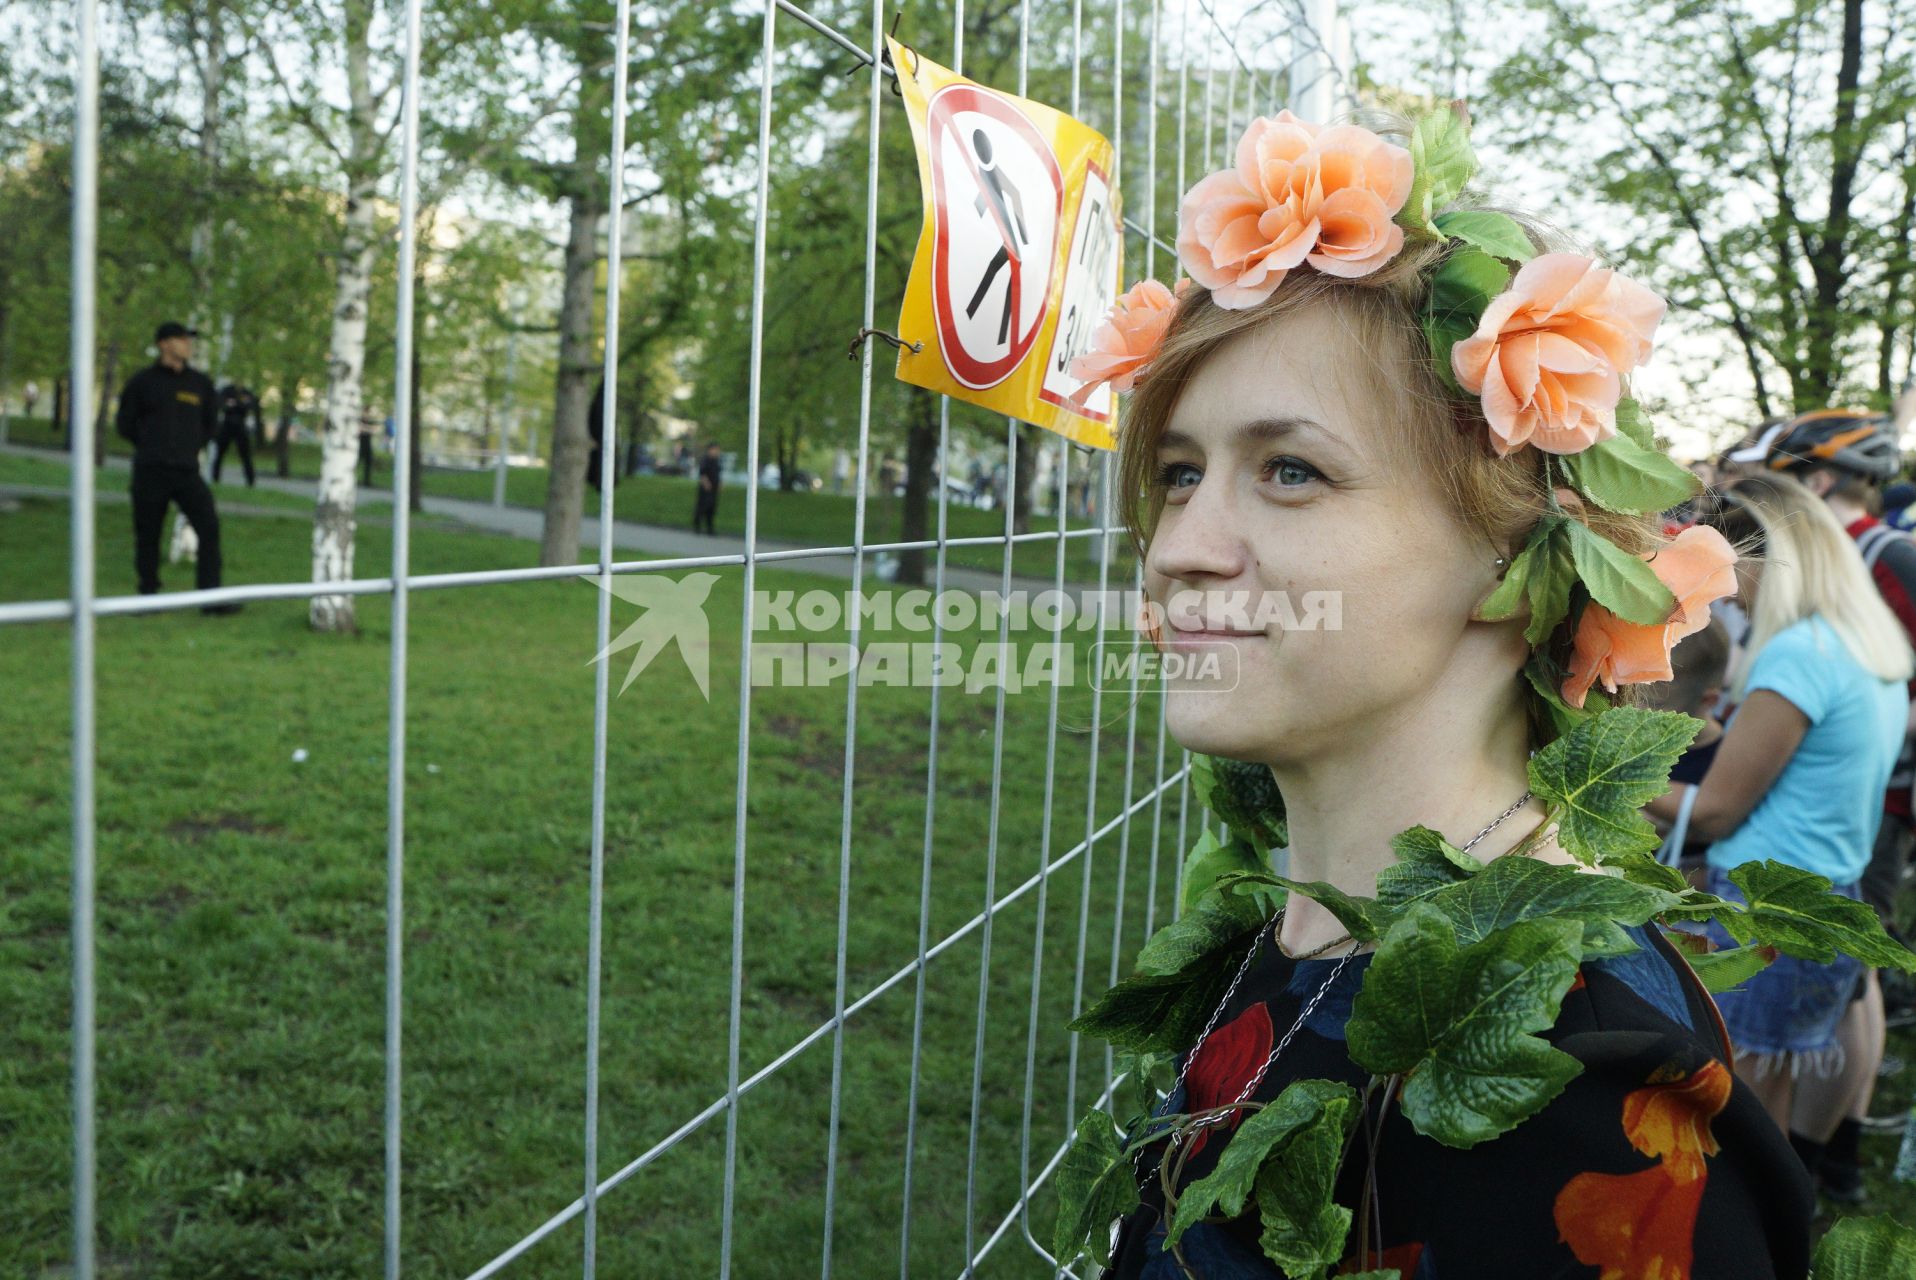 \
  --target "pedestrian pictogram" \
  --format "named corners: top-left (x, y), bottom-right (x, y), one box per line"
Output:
top-left (890, 38), bottom-right (1121, 449)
